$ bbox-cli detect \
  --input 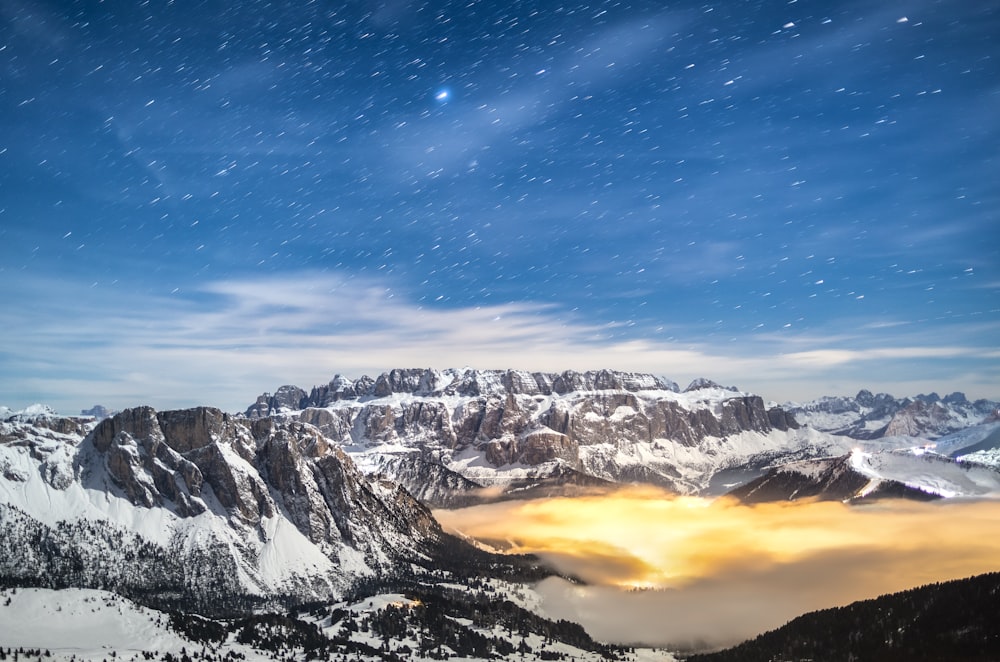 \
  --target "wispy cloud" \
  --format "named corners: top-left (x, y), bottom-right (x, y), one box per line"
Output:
top-left (1, 271), bottom-right (996, 413)
top-left (782, 346), bottom-right (977, 367)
